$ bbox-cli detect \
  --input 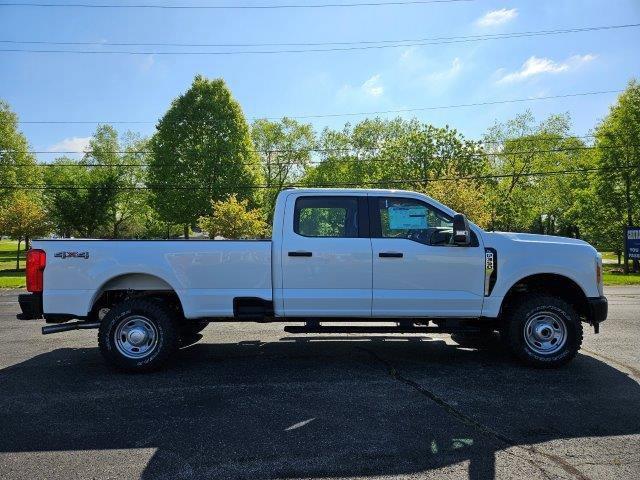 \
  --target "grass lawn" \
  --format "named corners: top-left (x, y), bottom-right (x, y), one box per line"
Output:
top-left (600, 251), bottom-right (620, 262)
top-left (602, 263), bottom-right (640, 285)
top-left (1, 240), bottom-right (639, 288)
top-left (0, 240), bottom-right (26, 288)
